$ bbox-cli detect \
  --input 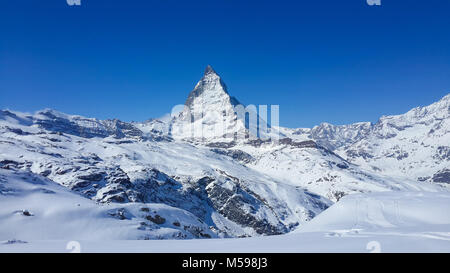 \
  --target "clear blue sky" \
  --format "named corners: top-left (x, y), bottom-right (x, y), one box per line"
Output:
top-left (1, 0), bottom-right (449, 128)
